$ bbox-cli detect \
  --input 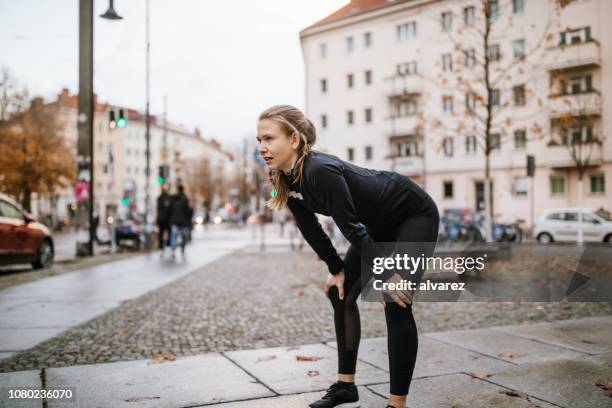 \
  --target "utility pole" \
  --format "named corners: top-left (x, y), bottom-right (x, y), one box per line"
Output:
top-left (144, 0), bottom-right (153, 249)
